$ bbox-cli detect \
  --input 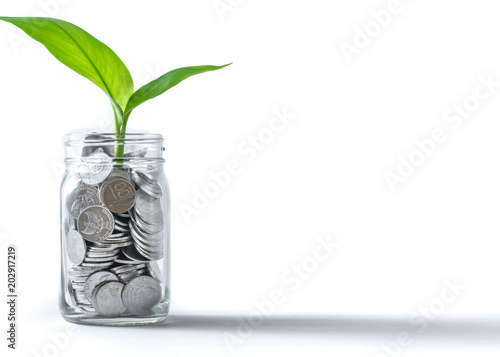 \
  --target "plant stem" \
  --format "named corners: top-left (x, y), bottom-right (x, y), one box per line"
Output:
top-left (113, 108), bottom-right (125, 163)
